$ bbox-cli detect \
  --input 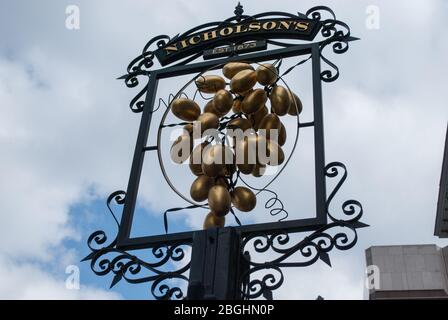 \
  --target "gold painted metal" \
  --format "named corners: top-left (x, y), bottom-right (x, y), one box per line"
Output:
top-left (203, 211), bottom-right (225, 229)
top-left (279, 122), bottom-right (286, 146)
top-left (256, 63), bottom-right (278, 86)
top-left (190, 175), bottom-right (215, 202)
top-left (204, 99), bottom-right (226, 117)
top-left (195, 75), bottom-right (226, 93)
top-left (259, 113), bottom-right (281, 140)
top-left (270, 85), bottom-right (290, 116)
top-left (230, 69), bottom-right (257, 95)
top-left (231, 186), bottom-right (257, 212)
top-left (227, 117), bottom-right (253, 132)
top-left (249, 105), bottom-right (268, 130)
top-left (232, 99), bottom-right (243, 113)
top-left (242, 89), bottom-right (267, 114)
top-left (215, 177), bottom-right (229, 188)
top-left (252, 162), bottom-right (266, 177)
top-left (213, 89), bottom-right (233, 114)
top-left (171, 98), bottom-right (201, 121)
top-left (194, 112), bottom-right (219, 134)
top-left (288, 91), bottom-right (303, 115)
top-left (208, 185), bottom-right (232, 216)
top-left (223, 62), bottom-right (254, 79)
